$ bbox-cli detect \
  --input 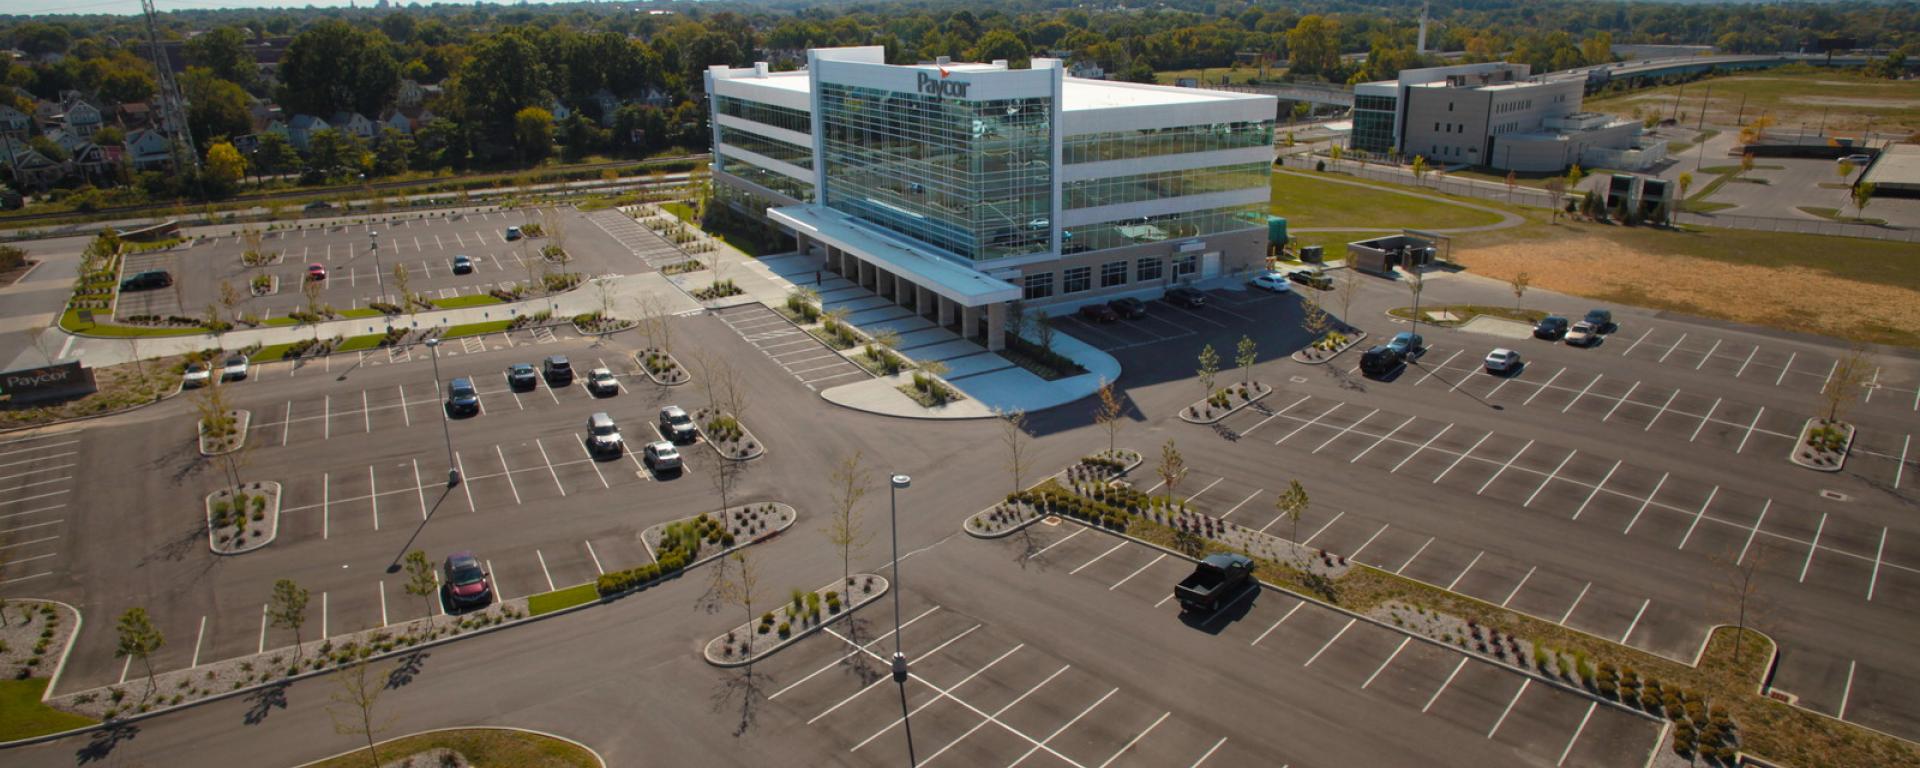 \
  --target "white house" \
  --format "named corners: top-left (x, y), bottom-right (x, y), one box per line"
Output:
top-left (61, 99), bottom-right (102, 136)
top-left (329, 111), bottom-right (376, 140)
top-left (379, 110), bottom-right (412, 135)
top-left (0, 105), bottom-right (33, 140)
top-left (123, 128), bottom-right (172, 171)
top-left (286, 114), bottom-right (329, 150)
